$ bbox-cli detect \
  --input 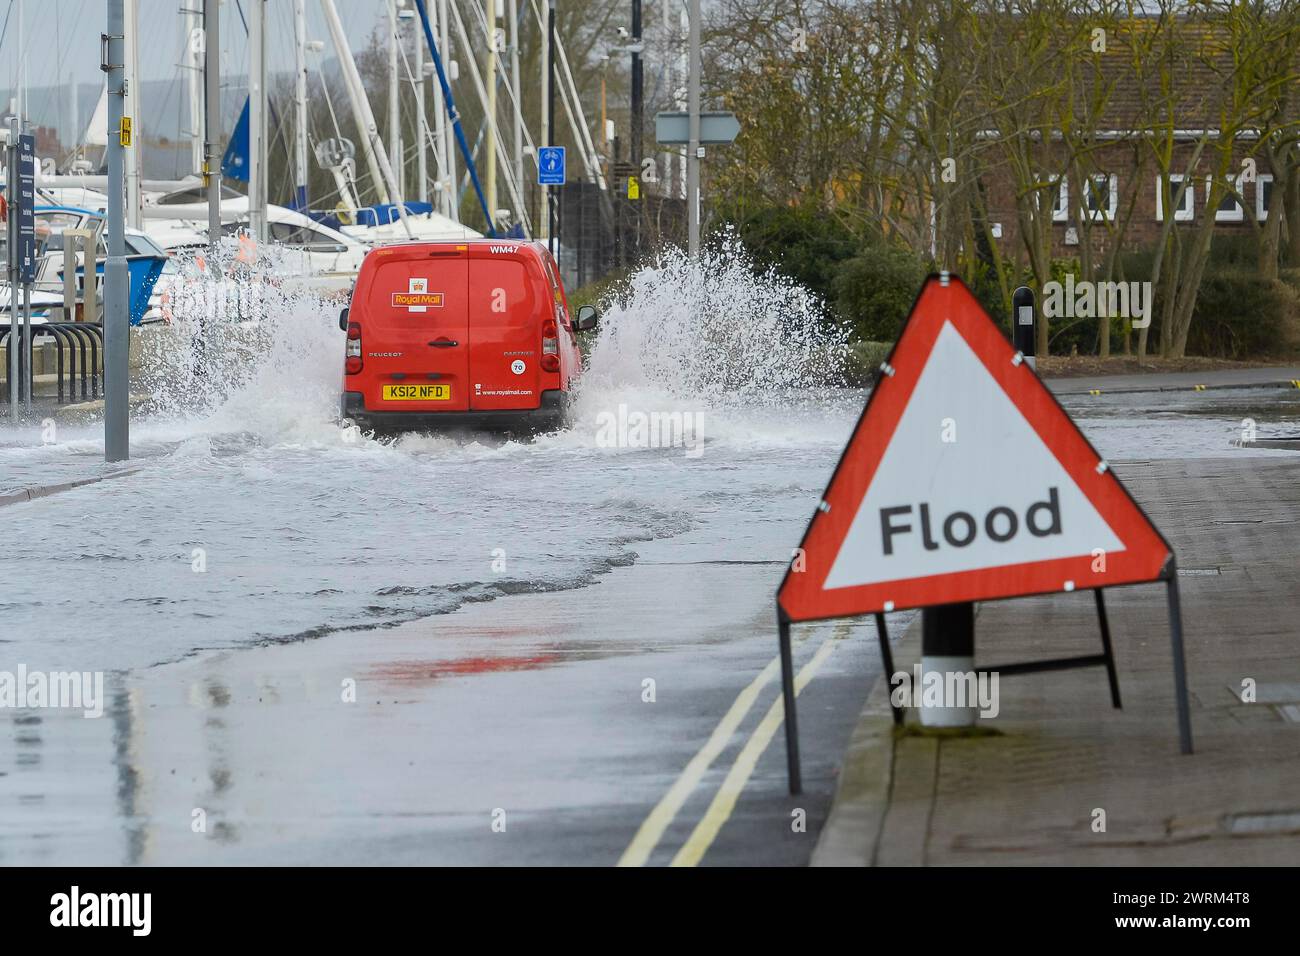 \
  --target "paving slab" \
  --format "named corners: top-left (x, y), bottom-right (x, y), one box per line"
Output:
top-left (814, 456), bottom-right (1300, 866)
top-left (1046, 366), bottom-right (1300, 395)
